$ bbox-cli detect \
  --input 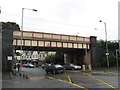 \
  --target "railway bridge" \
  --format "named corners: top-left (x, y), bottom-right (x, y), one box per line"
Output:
top-left (1, 29), bottom-right (97, 71)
